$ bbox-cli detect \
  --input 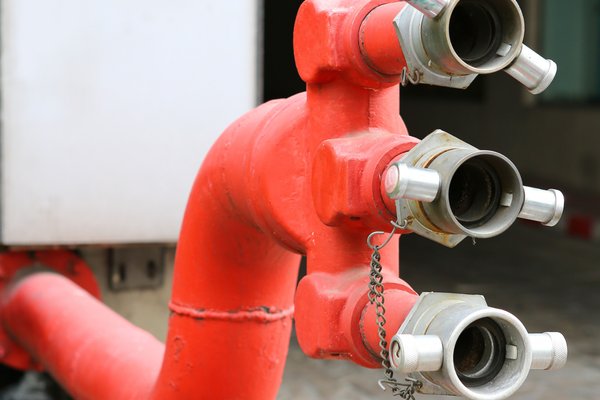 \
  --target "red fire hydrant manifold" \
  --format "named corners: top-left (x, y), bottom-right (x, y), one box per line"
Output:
top-left (0, 1), bottom-right (567, 399)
